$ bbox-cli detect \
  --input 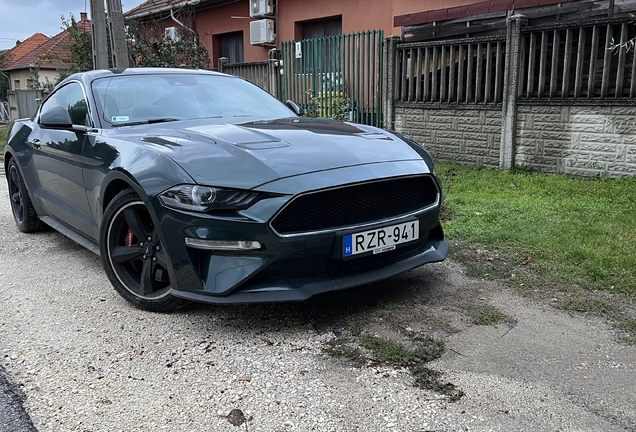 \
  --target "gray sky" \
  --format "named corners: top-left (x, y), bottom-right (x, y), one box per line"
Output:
top-left (0, 0), bottom-right (145, 50)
